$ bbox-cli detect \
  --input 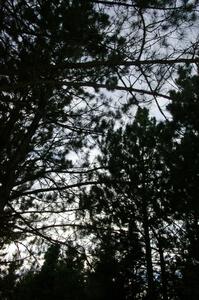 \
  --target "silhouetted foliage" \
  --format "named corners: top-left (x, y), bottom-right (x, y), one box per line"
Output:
top-left (1, 0), bottom-right (199, 299)
top-left (3, 244), bottom-right (86, 300)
